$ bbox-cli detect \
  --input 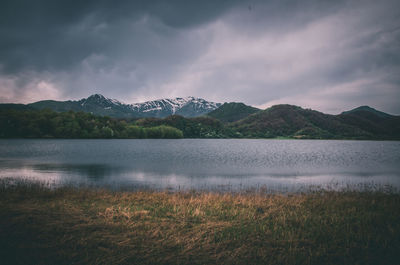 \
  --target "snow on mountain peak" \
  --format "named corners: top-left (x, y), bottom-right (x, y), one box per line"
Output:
top-left (81, 94), bottom-right (123, 106)
top-left (78, 94), bottom-right (221, 117)
top-left (129, 96), bottom-right (220, 115)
